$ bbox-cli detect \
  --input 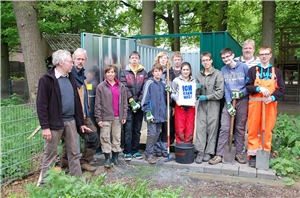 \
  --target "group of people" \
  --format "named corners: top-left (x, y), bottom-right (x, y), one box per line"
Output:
top-left (36, 39), bottom-right (285, 185)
